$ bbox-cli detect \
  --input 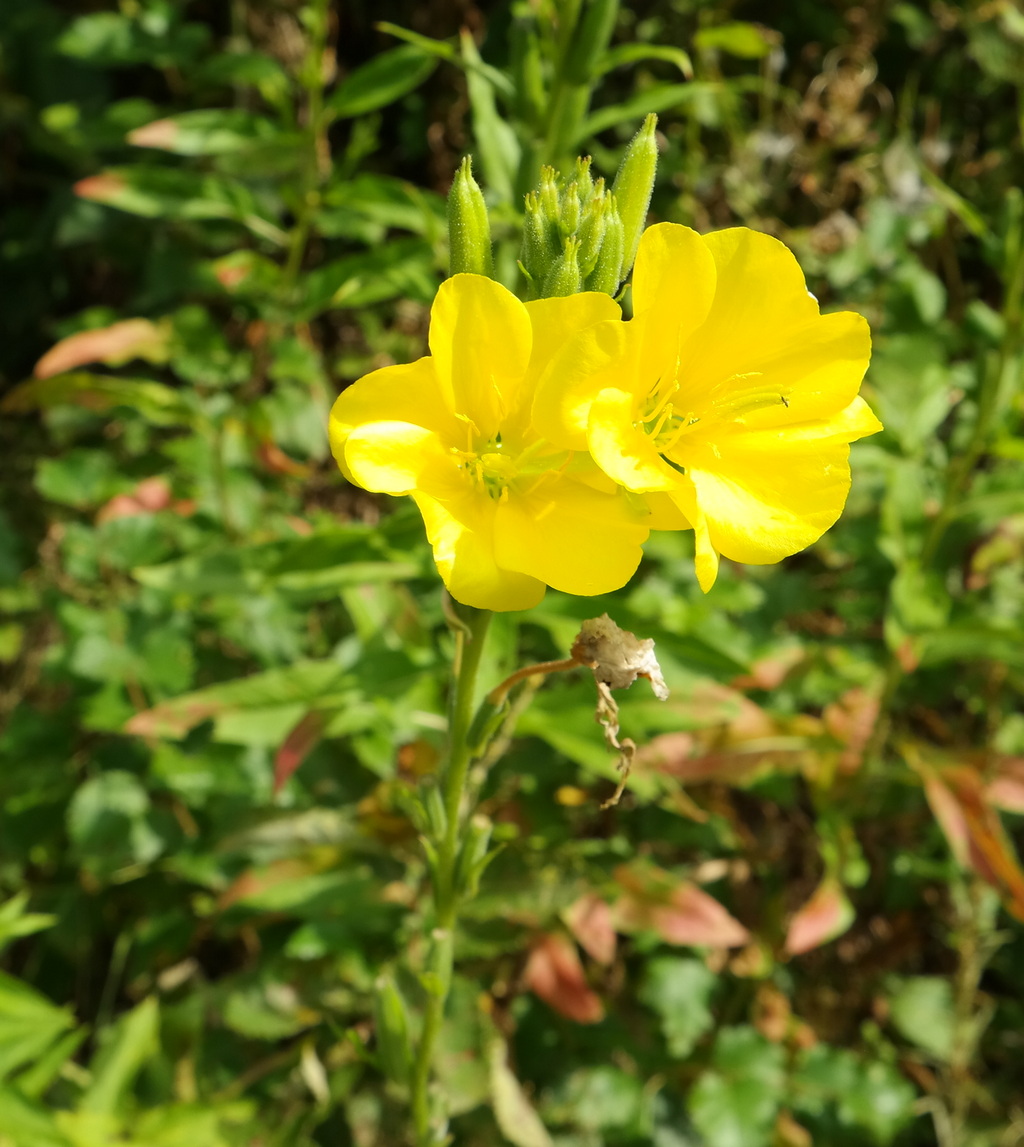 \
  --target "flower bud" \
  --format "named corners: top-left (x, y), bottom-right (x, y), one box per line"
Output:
top-left (574, 156), bottom-right (595, 208)
top-left (576, 193), bottom-right (607, 277)
top-left (560, 180), bottom-right (581, 236)
top-left (448, 156), bottom-right (493, 278)
top-left (611, 113), bottom-right (658, 280)
top-left (521, 191), bottom-right (558, 295)
top-left (538, 165), bottom-right (560, 222)
top-left (542, 235), bottom-right (583, 297)
top-left (585, 196), bottom-right (624, 295)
